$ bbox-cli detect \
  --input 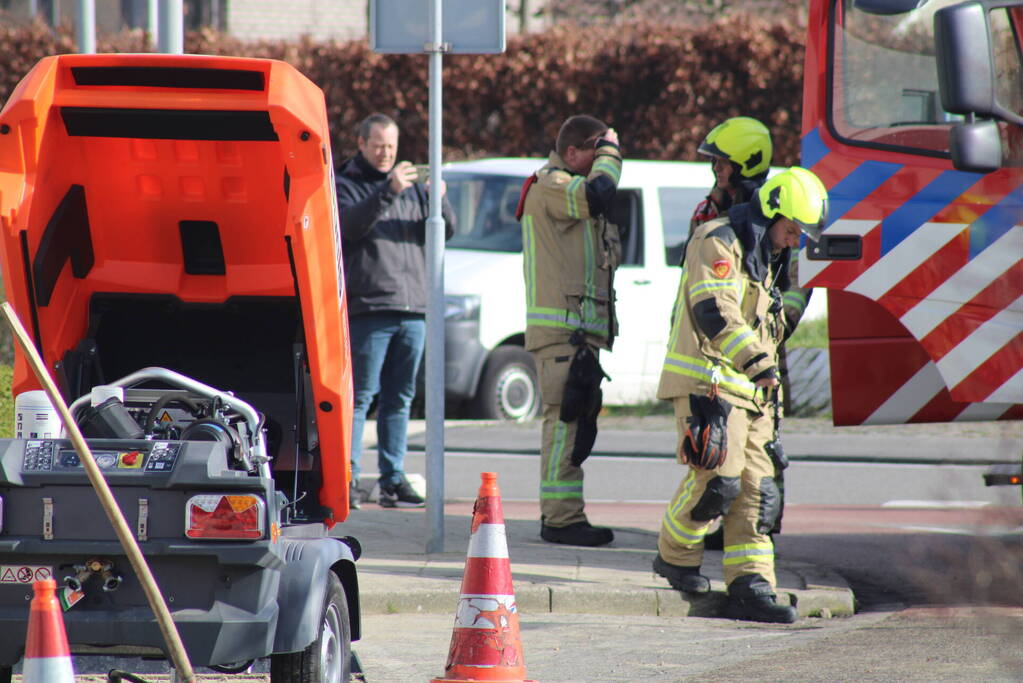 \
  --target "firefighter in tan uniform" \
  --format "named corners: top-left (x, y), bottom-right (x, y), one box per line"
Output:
top-left (652, 167), bottom-right (828, 623)
top-left (517, 115), bottom-right (623, 547)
